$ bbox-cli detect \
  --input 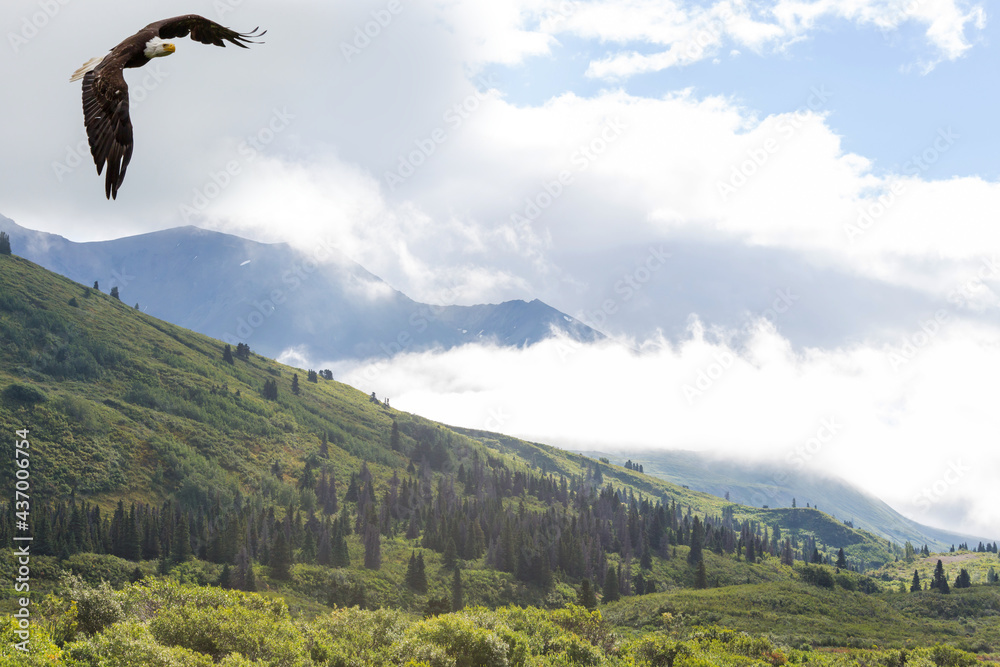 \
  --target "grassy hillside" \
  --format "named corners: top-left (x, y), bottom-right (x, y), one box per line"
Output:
top-left (4, 252), bottom-right (1000, 662)
top-left (592, 449), bottom-right (990, 551)
top-left (0, 252), bottom-right (890, 564)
